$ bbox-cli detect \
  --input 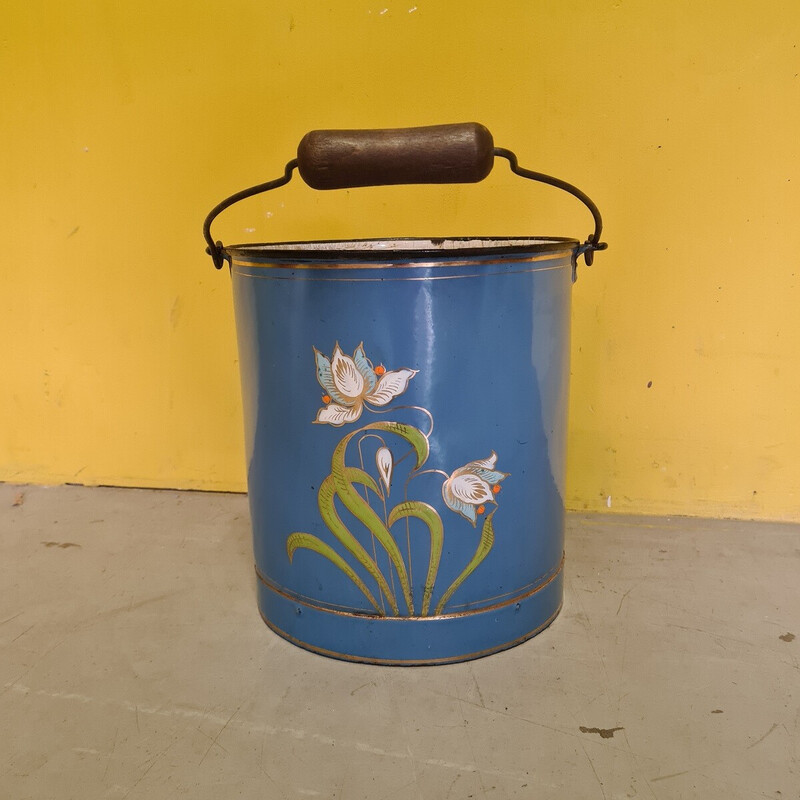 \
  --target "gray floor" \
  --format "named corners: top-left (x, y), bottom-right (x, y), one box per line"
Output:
top-left (1, 484), bottom-right (797, 799)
